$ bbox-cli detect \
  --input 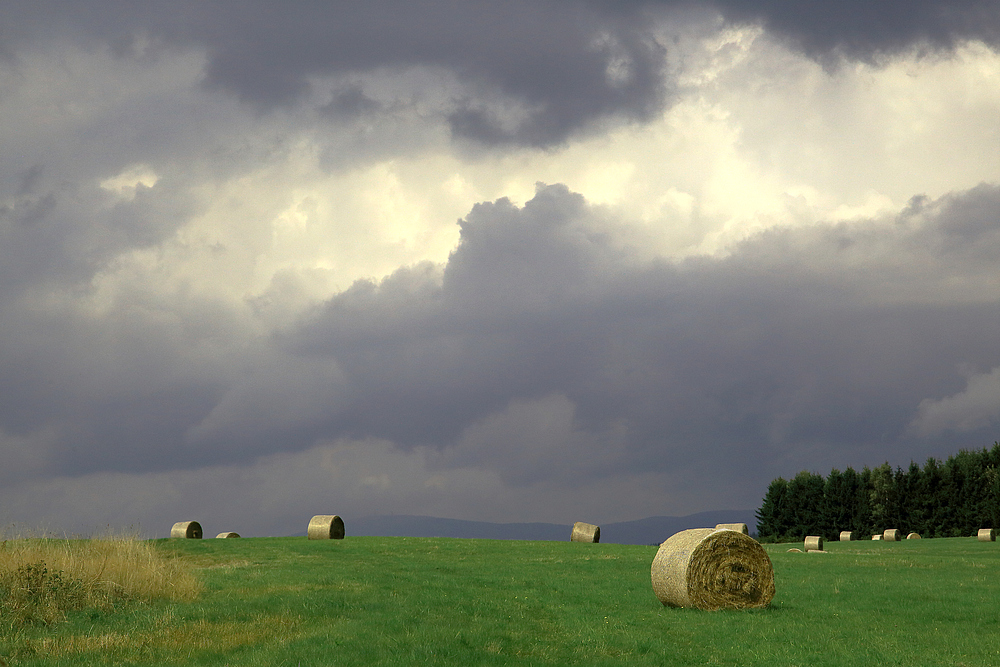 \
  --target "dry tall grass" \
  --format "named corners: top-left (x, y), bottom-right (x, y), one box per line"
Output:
top-left (0, 529), bottom-right (200, 625)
